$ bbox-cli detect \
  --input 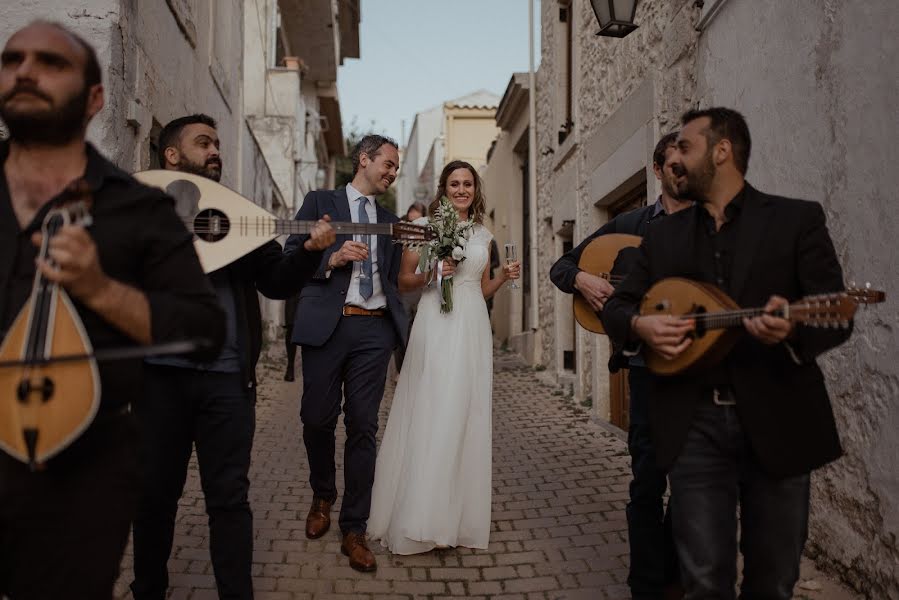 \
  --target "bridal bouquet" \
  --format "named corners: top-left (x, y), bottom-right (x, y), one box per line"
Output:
top-left (417, 196), bottom-right (475, 313)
